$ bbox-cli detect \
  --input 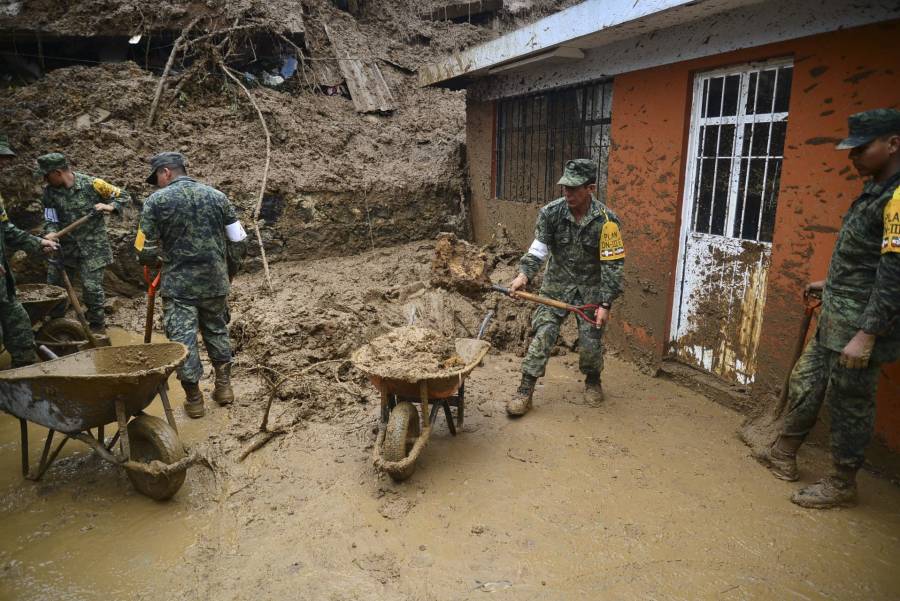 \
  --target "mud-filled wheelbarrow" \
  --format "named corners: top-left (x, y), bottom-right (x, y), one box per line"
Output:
top-left (0, 342), bottom-right (200, 500)
top-left (15, 283), bottom-right (108, 356)
top-left (353, 335), bottom-right (491, 482)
